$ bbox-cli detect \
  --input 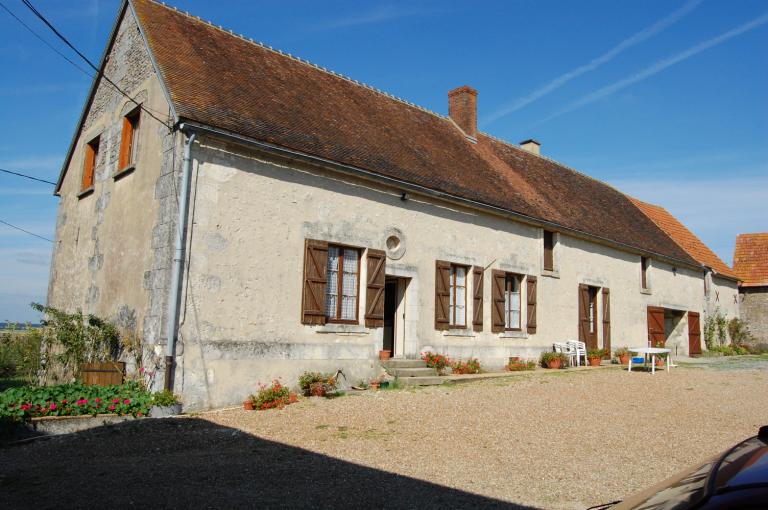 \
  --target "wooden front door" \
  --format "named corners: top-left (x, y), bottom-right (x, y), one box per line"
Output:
top-left (647, 306), bottom-right (666, 347)
top-left (578, 285), bottom-right (599, 350)
top-left (688, 311), bottom-right (702, 356)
